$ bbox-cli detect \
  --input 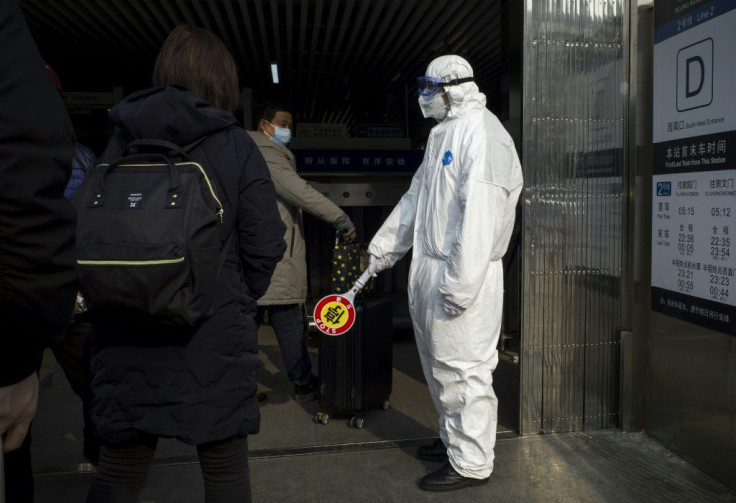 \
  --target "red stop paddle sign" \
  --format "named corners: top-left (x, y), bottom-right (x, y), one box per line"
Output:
top-left (314, 295), bottom-right (356, 336)
top-left (313, 269), bottom-right (373, 336)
